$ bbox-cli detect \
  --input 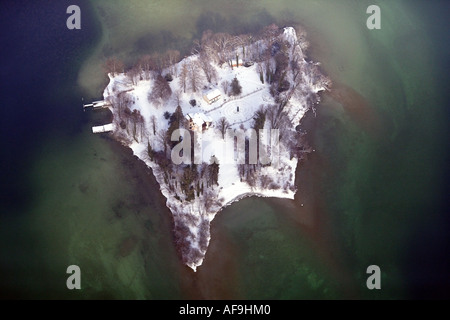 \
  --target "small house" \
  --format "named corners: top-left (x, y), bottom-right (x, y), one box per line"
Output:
top-left (203, 89), bottom-right (221, 105)
top-left (231, 58), bottom-right (244, 68)
top-left (185, 113), bottom-right (213, 131)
